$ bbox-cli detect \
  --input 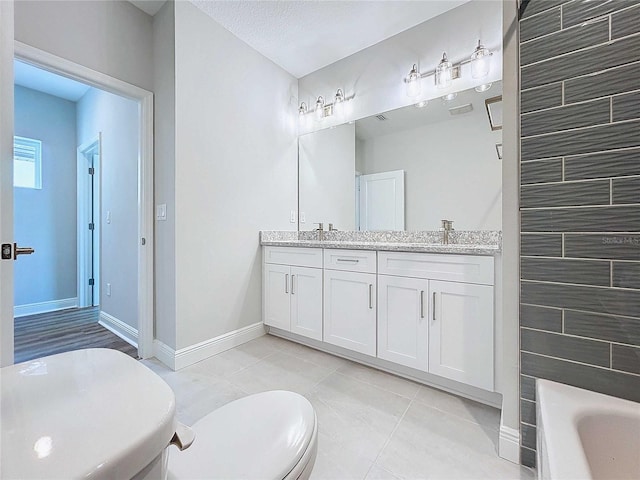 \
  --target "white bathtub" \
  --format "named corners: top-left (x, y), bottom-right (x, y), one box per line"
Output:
top-left (536, 379), bottom-right (640, 480)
